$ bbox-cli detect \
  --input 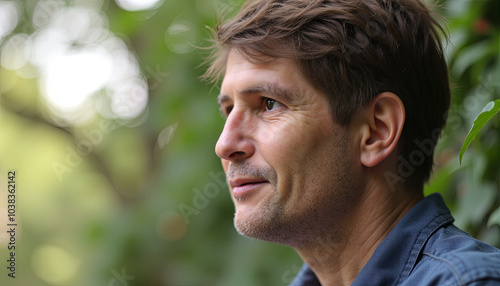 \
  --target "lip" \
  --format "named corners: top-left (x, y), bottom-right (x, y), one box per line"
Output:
top-left (230, 178), bottom-right (269, 198)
